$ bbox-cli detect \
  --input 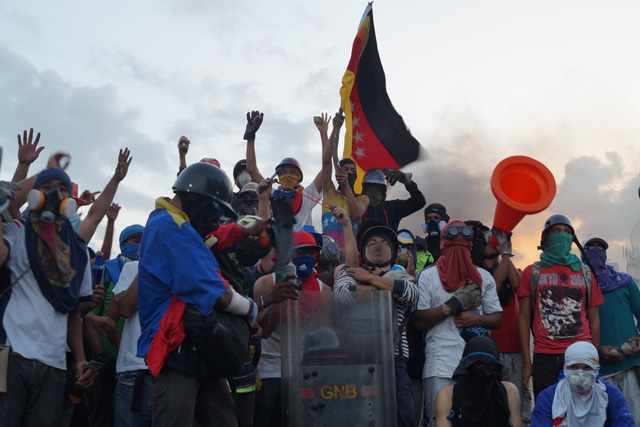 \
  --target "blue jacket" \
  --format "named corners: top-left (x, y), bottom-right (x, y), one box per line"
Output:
top-left (531, 381), bottom-right (634, 427)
